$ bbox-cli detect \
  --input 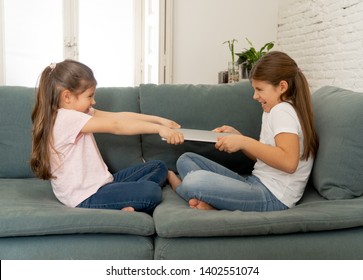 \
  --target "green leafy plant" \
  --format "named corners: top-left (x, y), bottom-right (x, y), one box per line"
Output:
top-left (223, 39), bottom-right (240, 82)
top-left (236, 38), bottom-right (274, 73)
top-left (223, 39), bottom-right (238, 66)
